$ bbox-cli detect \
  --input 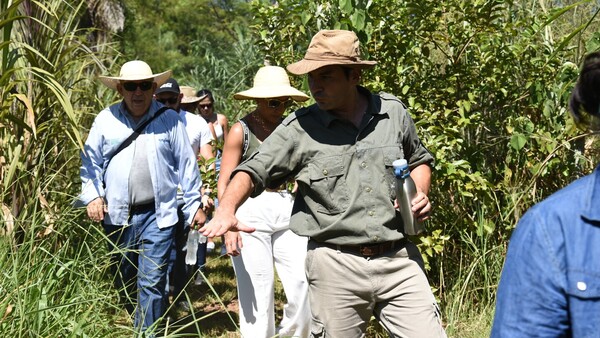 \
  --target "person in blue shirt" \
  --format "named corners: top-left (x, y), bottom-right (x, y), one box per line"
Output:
top-left (78, 60), bottom-right (207, 334)
top-left (154, 78), bottom-right (214, 310)
top-left (492, 51), bottom-right (600, 337)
